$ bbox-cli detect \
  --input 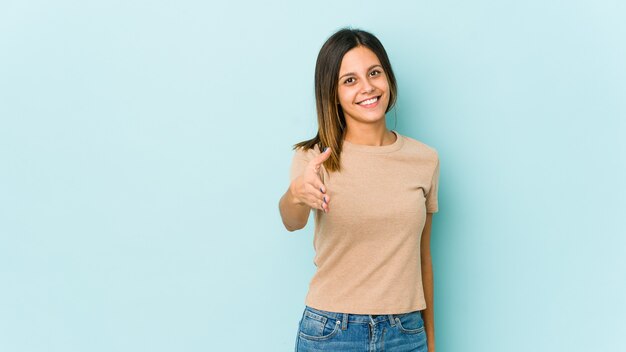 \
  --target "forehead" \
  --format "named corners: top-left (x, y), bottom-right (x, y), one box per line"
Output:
top-left (339, 46), bottom-right (381, 74)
